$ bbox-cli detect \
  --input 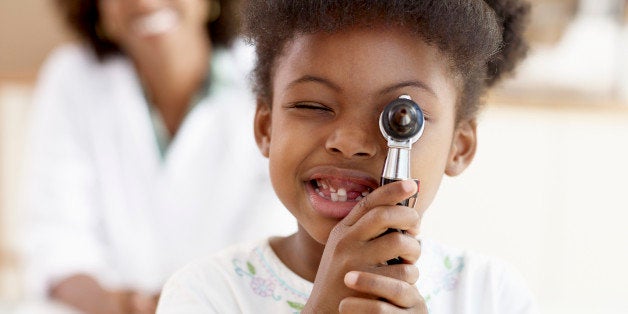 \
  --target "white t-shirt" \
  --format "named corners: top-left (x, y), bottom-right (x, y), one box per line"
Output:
top-left (19, 43), bottom-right (296, 297)
top-left (157, 238), bottom-right (539, 314)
